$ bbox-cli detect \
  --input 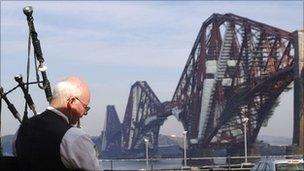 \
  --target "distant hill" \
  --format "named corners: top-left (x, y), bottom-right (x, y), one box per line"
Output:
top-left (1, 134), bottom-right (15, 156)
top-left (158, 134), bottom-right (183, 147)
top-left (160, 134), bottom-right (292, 147)
top-left (91, 135), bottom-right (103, 156)
top-left (1, 134), bottom-right (292, 156)
top-left (257, 134), bottom-right (292, 146)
